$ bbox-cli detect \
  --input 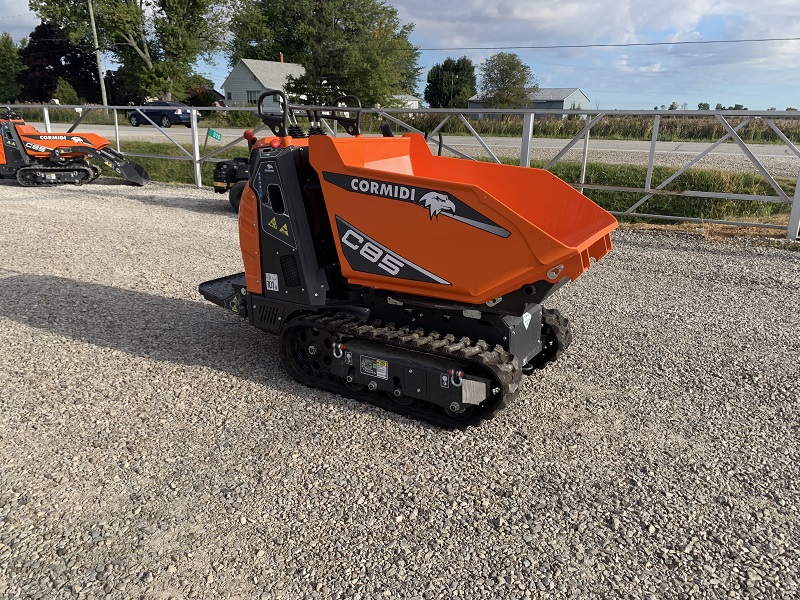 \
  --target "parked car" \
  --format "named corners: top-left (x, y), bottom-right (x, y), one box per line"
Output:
top-left (128, 101), bottom-right (201, 128)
